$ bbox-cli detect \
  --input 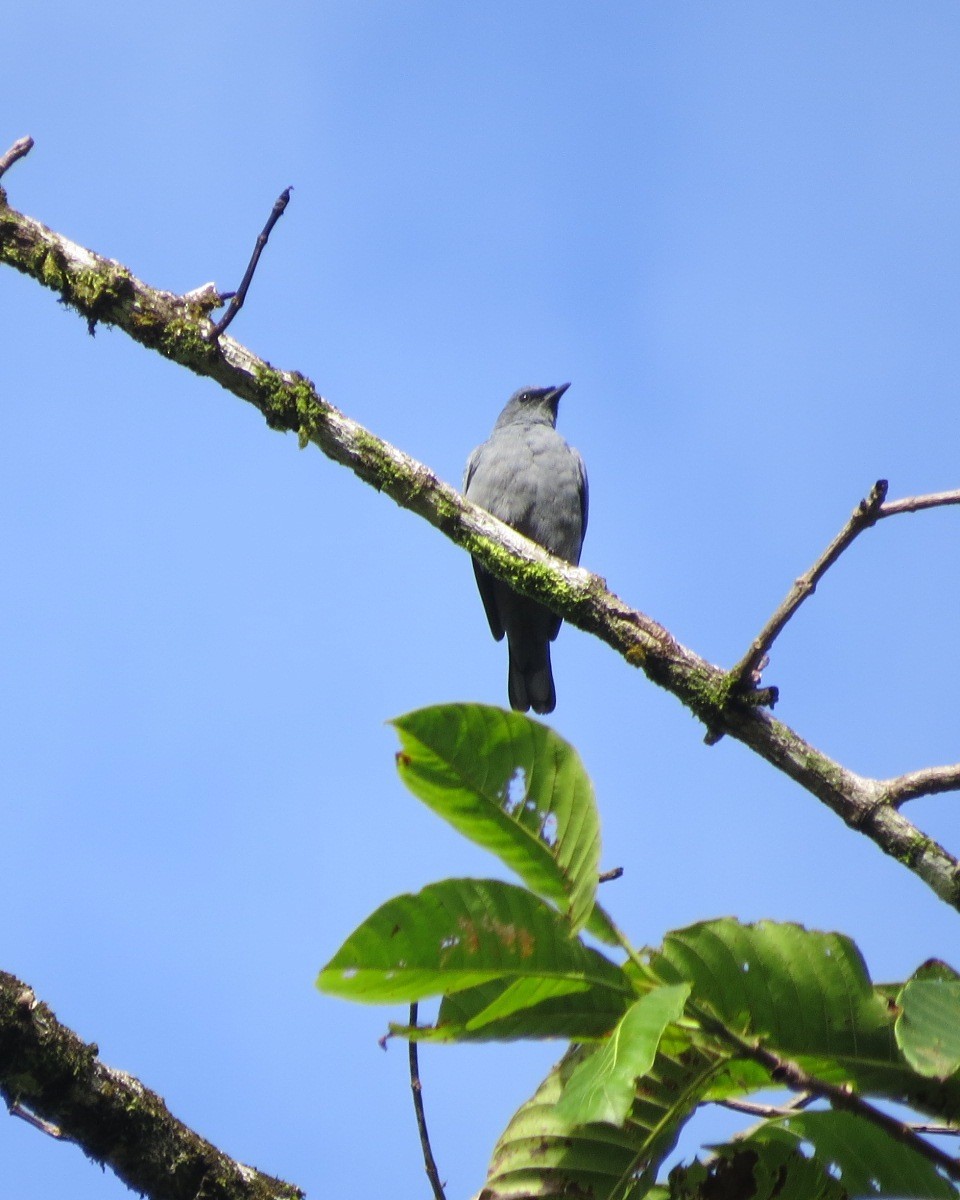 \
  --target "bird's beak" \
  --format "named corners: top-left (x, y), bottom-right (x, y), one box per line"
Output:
top-left (546, 382), bottom-right (571, 407)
